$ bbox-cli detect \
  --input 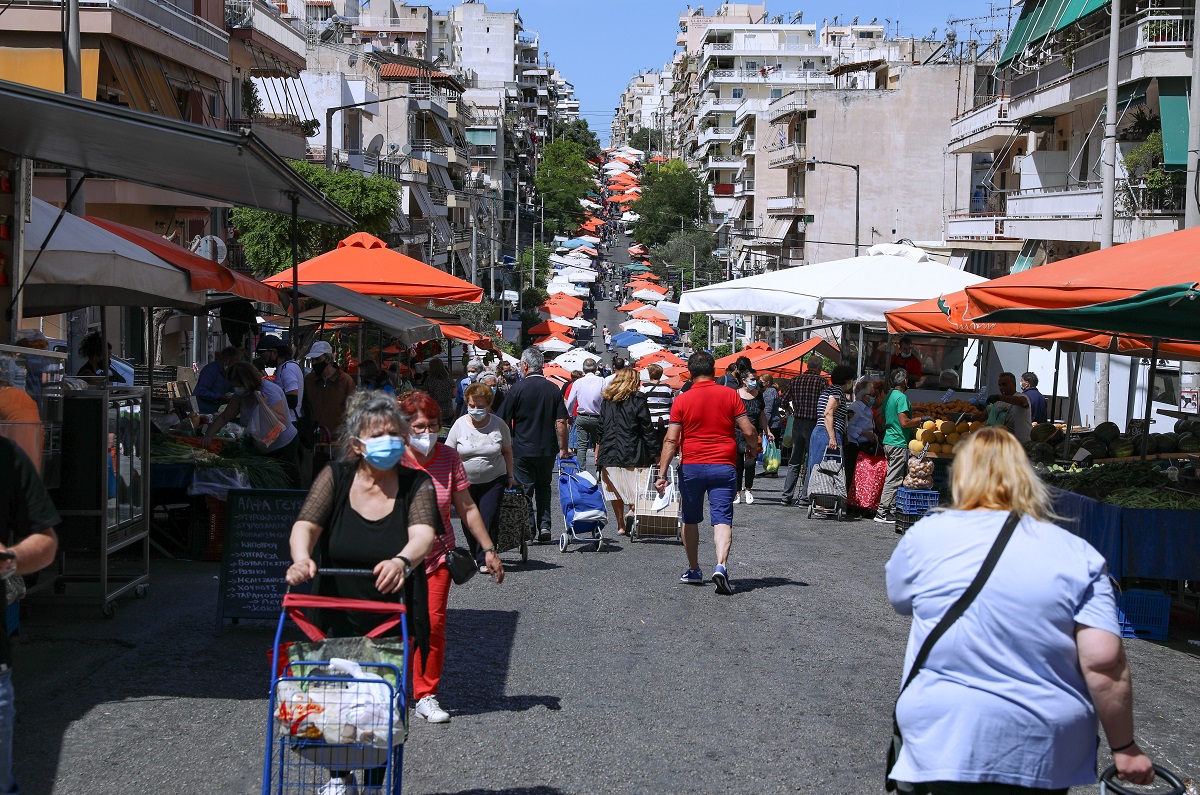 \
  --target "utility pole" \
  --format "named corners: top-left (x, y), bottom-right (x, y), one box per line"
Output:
top-left (470, 213), bottom-right (477, 285)
top-left (1187, 0), bottom-right (1200, 228)
top-left (63, 0), bottom-right (88, 372)
top-left (515, 183), bottom-right (522, 312)
top-left (1096, 0), bottom-right (1121, 424)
